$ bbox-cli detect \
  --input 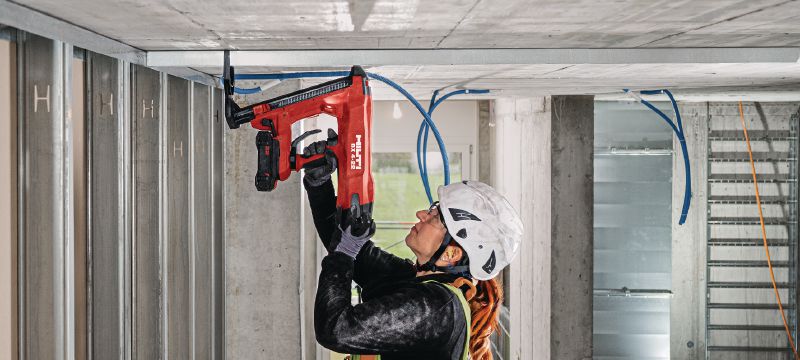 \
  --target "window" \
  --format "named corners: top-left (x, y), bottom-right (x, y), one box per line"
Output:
top-left (372, 151), bottom-right (463, 260)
